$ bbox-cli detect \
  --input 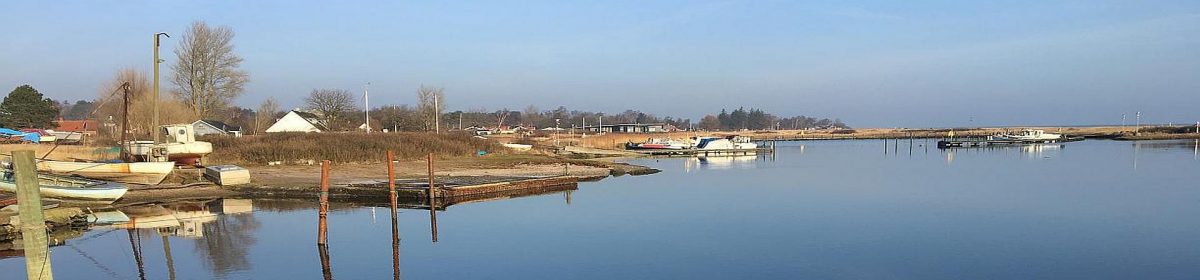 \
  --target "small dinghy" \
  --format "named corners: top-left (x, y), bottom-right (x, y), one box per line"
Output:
top-left (0, 170), bottom-right (128, 203)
